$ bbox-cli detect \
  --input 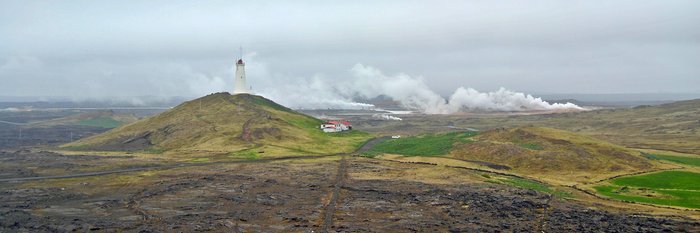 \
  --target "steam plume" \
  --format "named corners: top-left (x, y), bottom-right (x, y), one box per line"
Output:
top-left (372, 113), bottom-right (403, 121)
top-left (259, 64), bottom-right (583, 114)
